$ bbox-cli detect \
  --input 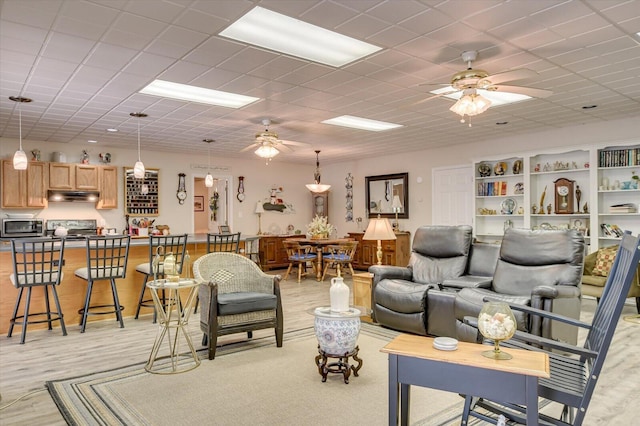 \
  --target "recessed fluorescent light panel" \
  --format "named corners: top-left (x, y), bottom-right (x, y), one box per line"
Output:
top-left (322, 115), bottom-right (402, 132)
top-left (220, 6), bottom-right (381, 67)
top-left (140, 80), bottom-right (259, 108)
top-left (430, 87), bottom-right (530, 106)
